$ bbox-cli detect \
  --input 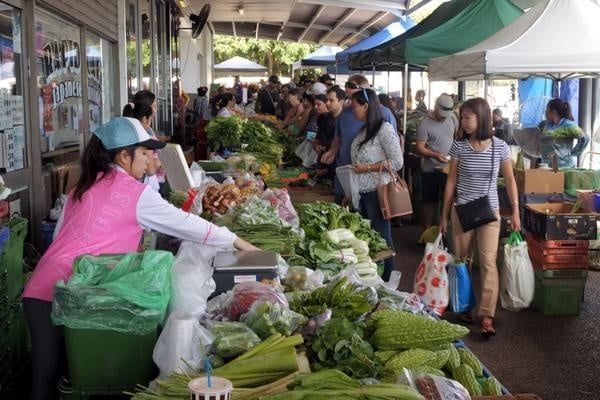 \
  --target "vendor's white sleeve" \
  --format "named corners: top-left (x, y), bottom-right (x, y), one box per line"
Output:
top-left (136, 186), bottom-right (237, 248)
